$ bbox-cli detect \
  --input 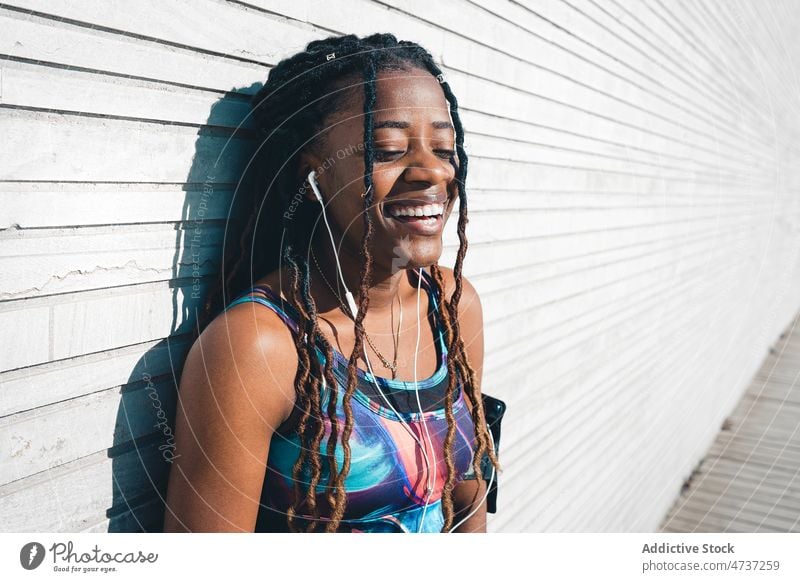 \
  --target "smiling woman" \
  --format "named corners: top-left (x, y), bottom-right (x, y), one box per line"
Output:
top-left (162, 33), bottom-right (501, 533)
